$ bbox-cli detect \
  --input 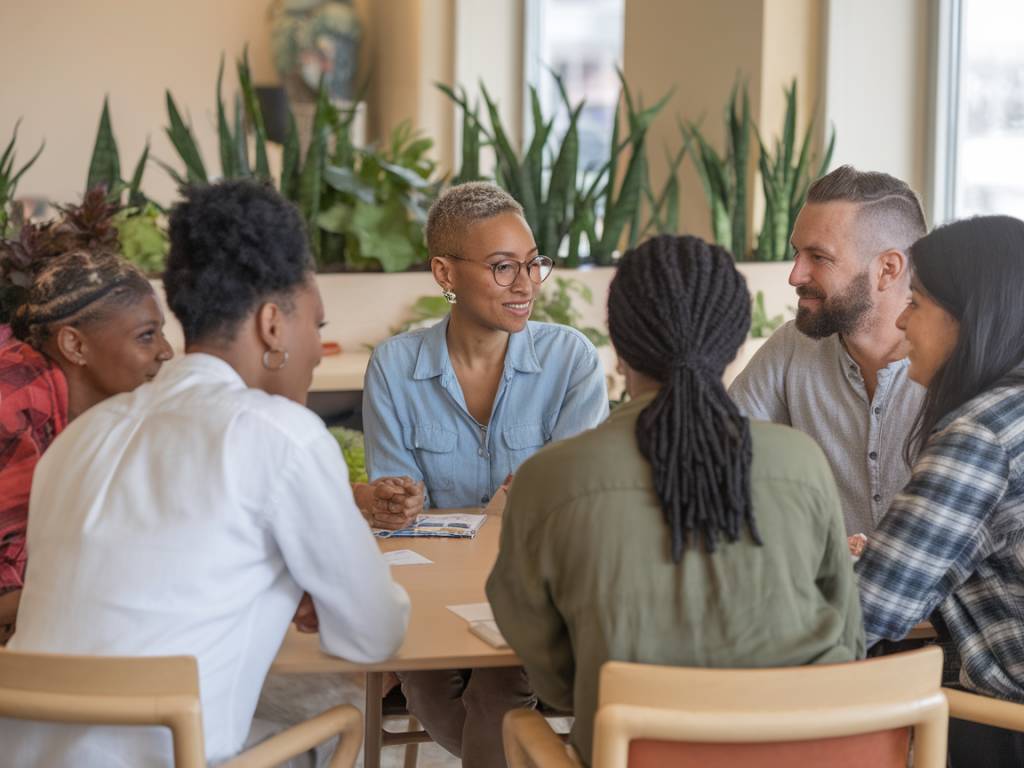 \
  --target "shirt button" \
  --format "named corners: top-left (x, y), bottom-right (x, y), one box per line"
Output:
top-left (482, 496), bottom-right (489, 503)
top-left (873, 494), bottom-right (882, 503)
top-left (478, 448), bottom-right (487, 458)
top-left (869, 451), bottom-right (878, 460)
top-left (874, 407), bottom-right (881, 415)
